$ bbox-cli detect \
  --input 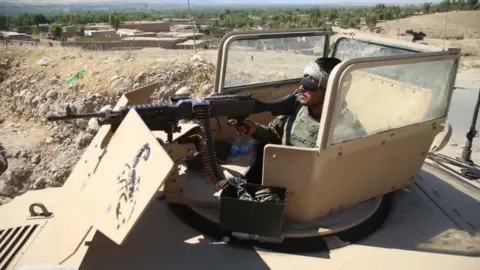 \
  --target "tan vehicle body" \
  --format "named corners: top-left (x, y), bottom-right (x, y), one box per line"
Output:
top-left (0, 28), bottom-right (479, 270)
